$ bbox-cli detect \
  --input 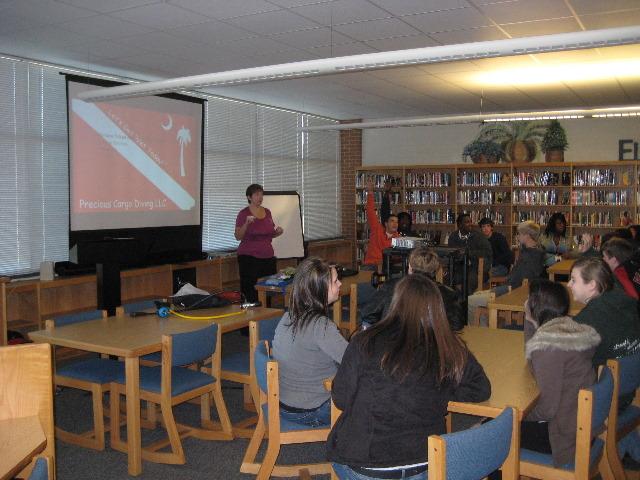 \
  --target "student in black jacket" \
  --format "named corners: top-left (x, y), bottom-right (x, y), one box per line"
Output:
top-left (360, 245), bottom-right (465, 331)
top-left (479, 217), bottom-right (512, 276)
top-left (327, 275), bottom-right (491, 479)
